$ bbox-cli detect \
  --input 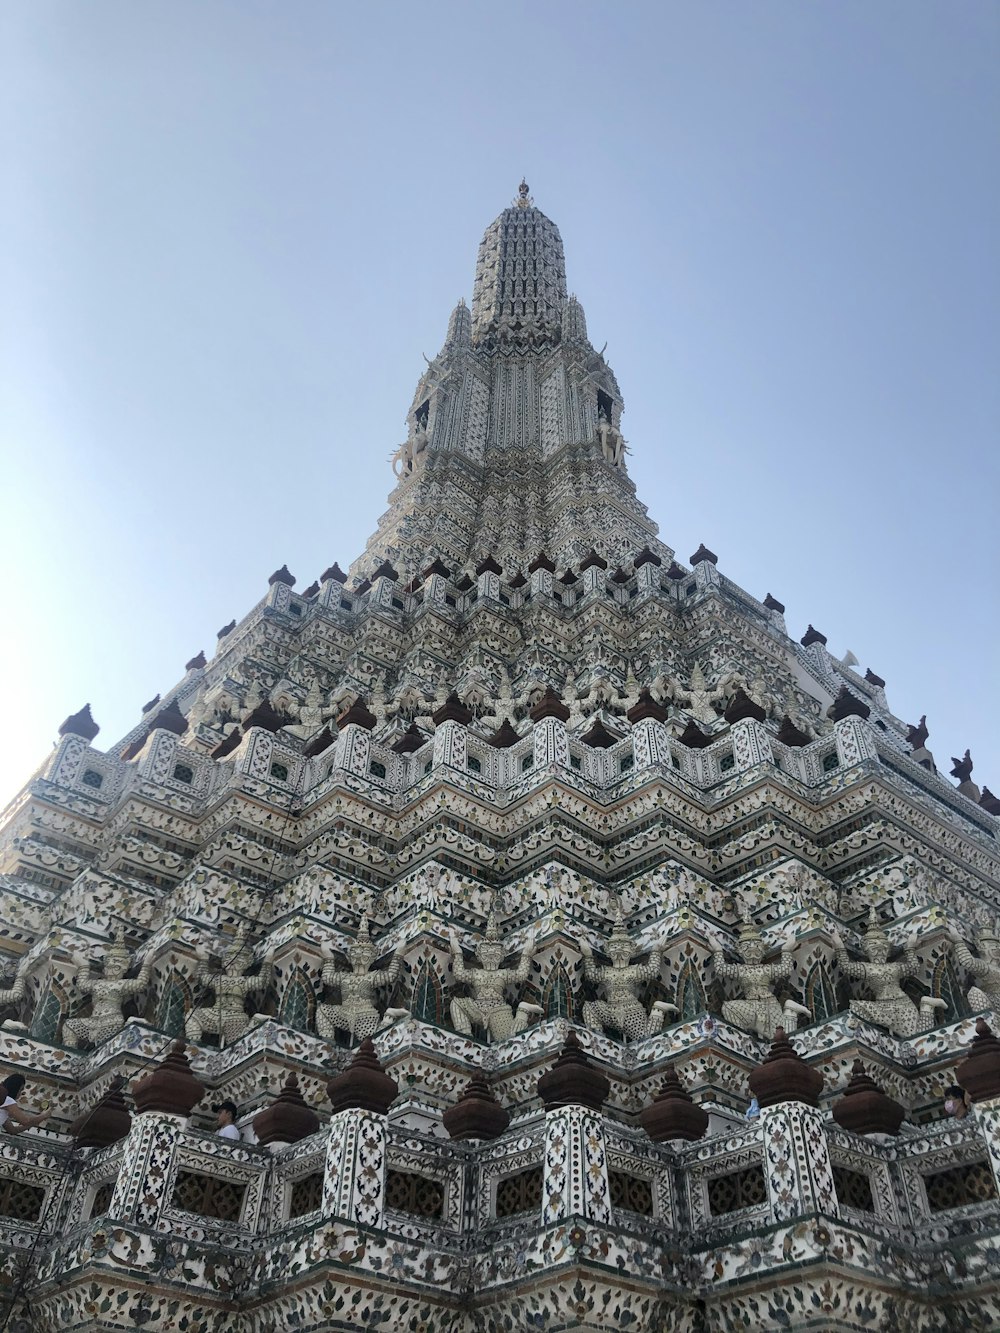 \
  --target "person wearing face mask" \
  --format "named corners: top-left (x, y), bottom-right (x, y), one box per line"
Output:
top-left (943, 1085), bottom-right (970, 1119)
